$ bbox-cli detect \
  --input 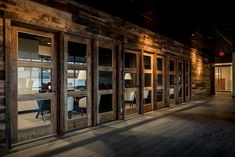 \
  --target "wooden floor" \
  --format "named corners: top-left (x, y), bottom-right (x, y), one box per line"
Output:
top-left (2, 93), bottom-right (235, 157)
